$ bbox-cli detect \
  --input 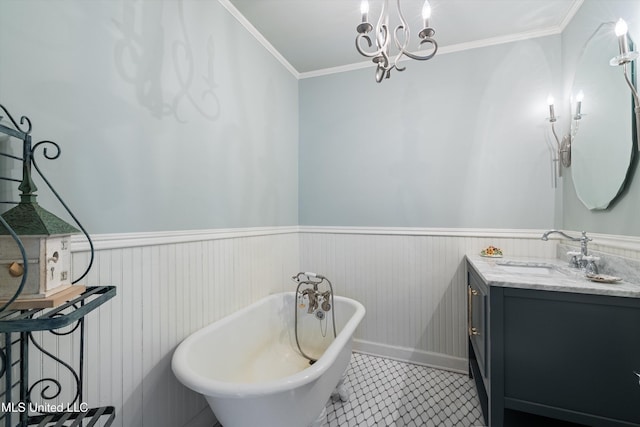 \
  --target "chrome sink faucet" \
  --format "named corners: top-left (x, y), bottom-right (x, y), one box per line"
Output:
top-left (541, 230), bottom-right (597, 273)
